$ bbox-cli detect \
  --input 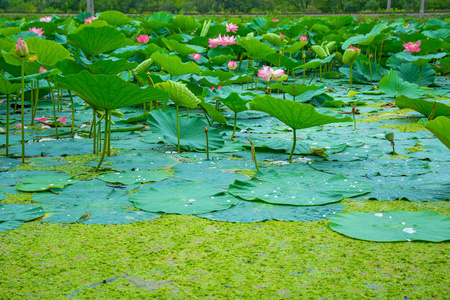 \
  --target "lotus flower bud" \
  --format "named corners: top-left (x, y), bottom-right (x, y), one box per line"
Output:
top-left (228, 60), bottom-right (237, 70)
top-left (385, 132), bottom-right (394, 142)
top-left (15, 37), bottom-right (29, 57)
top-left (350, 102), bottom-right (357, 109)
